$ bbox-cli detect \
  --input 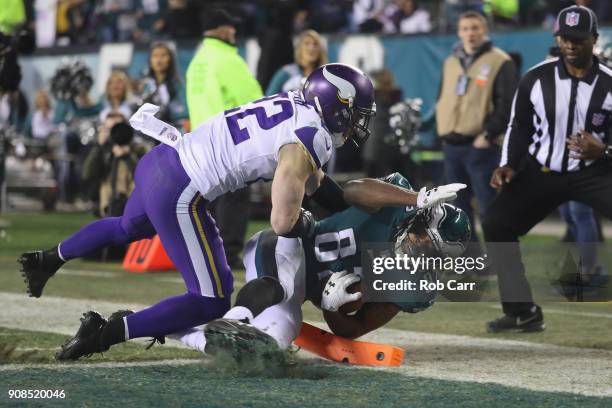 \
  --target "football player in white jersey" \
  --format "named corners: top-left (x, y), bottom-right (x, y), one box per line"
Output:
top-left (18, 63), bottom-right (464, 360)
